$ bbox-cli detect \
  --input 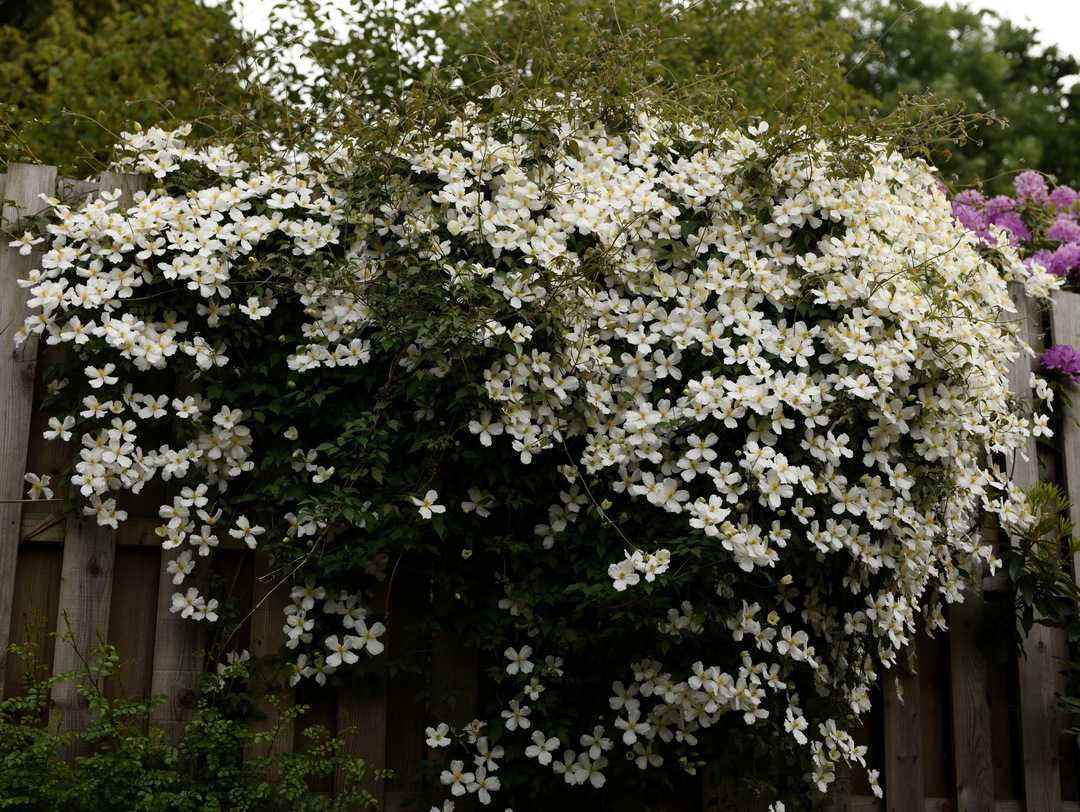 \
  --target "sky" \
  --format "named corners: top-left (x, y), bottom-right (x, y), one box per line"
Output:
top-left (230, 0), bottom-right (1080, 58)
